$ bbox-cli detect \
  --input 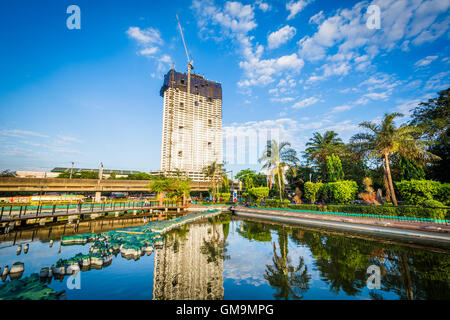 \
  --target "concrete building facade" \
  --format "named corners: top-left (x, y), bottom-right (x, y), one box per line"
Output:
top-left (159, 69), bottom-right (222, 181)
